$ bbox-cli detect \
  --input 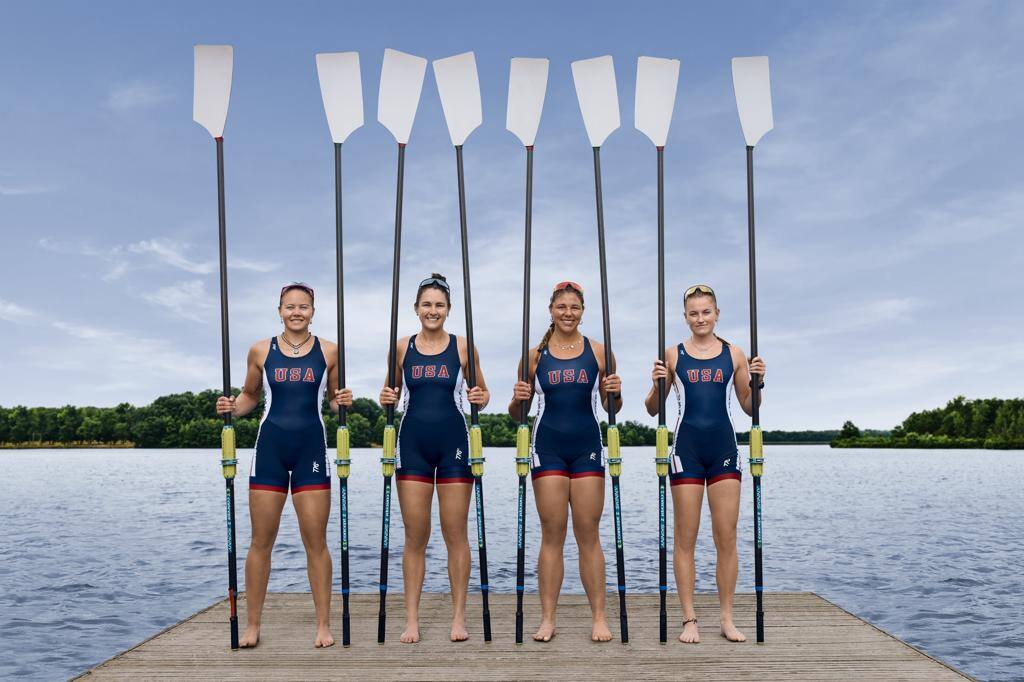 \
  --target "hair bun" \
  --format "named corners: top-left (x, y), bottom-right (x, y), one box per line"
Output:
top-left (430, 272), bottom-right (447, 282)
